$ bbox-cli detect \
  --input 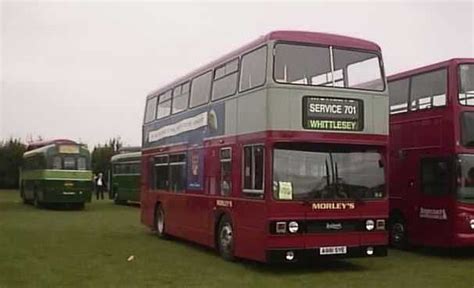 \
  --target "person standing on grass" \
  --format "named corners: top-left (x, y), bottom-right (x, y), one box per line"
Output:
top-left (95, 172), bottom-right (105, 200)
